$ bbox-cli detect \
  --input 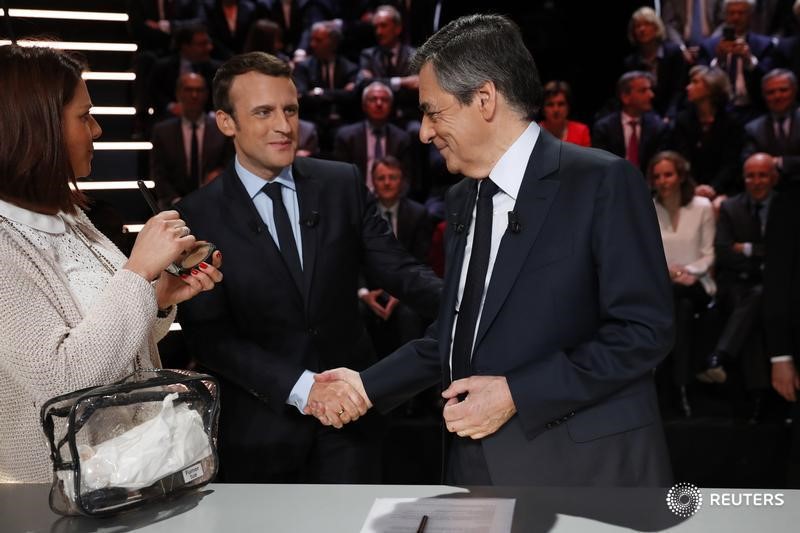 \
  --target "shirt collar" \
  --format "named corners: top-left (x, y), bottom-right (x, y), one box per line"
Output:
top-left (0, 197), bottom-right (67, 234)
top-left (181, 116), bottom-right (205, 128)
top-left (488, 121), bottom-right (540, 201)
top-left (235, 156), bottom-right (296, 200)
